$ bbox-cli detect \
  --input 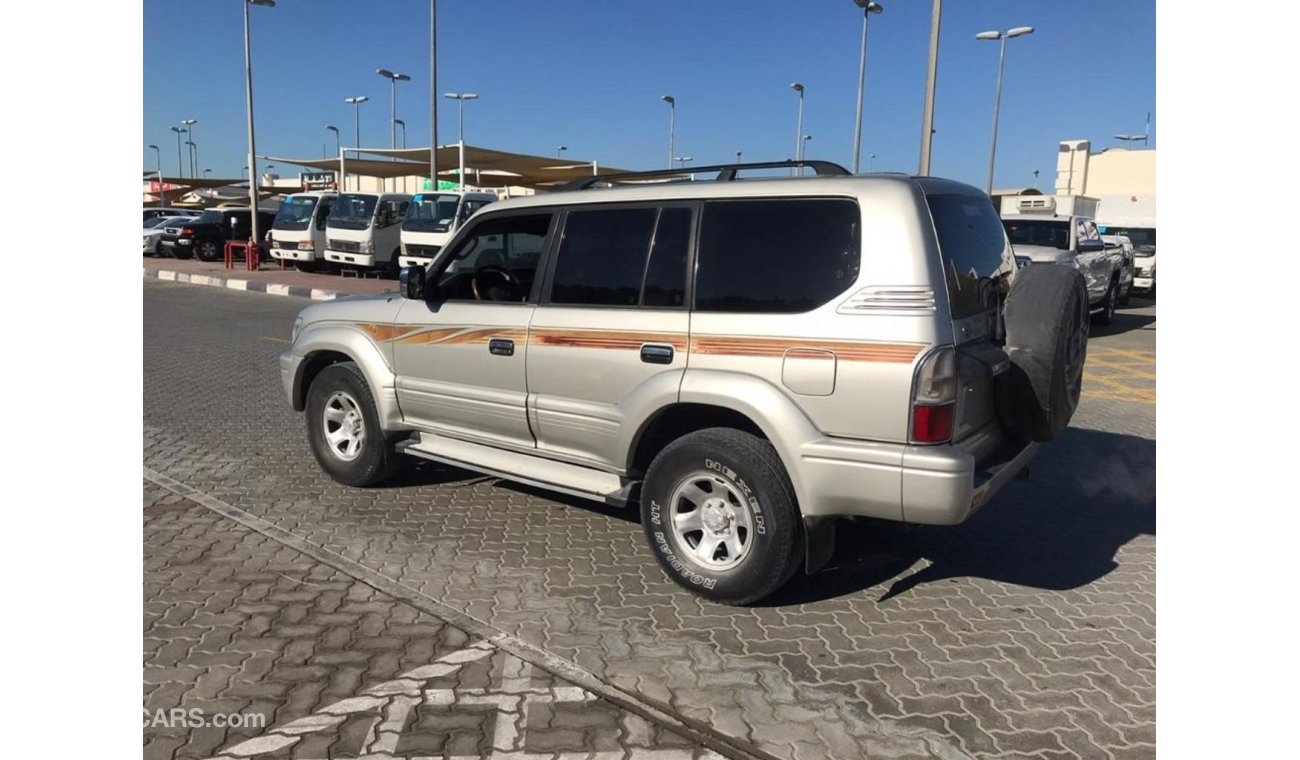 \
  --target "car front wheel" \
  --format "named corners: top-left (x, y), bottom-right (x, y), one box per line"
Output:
top-left (640, 428), bottom-right (801, 605)
top-left (304, 362), bottom-right (397, 487)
